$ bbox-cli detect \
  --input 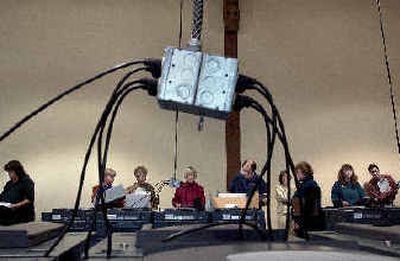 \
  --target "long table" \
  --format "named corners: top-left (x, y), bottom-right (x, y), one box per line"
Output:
top-left (323, 207), bottom-right (400, 230)
top-left (42, 208), bottom-right (266, 232)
